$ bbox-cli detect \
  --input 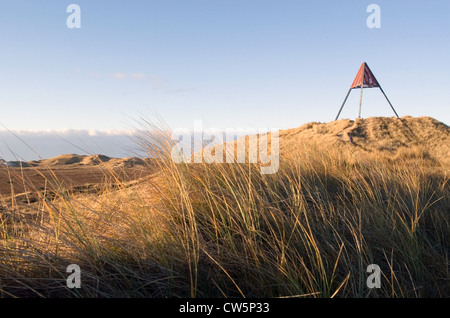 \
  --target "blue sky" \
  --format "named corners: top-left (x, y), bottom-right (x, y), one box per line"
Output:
top-left (0, 1), bottom-right (449, 157)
